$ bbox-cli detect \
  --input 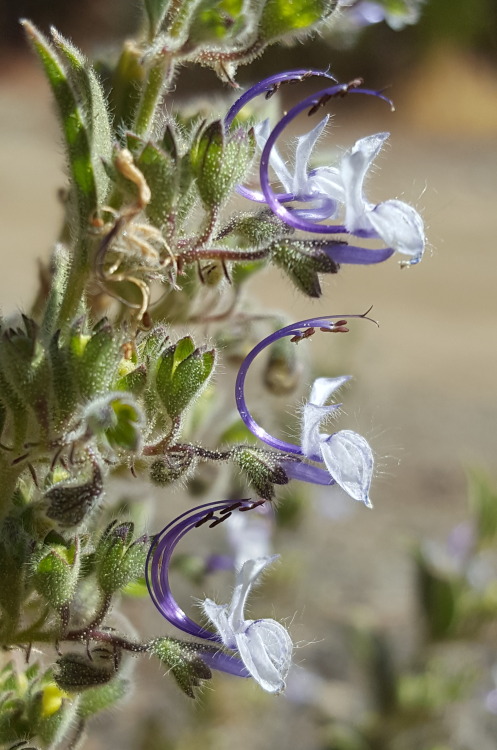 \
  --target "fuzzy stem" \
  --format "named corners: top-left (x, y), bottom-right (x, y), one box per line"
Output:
top-left (134, 51), bottom-right (174, 137)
